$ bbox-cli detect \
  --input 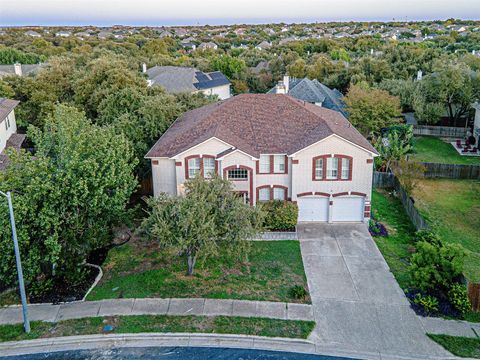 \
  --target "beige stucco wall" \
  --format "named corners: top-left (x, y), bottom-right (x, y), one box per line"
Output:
top-left (291, 134), bottom-right (375, 202)
top-left (199, 84), bottom-right (231, 100)
top-left (152, 158), bottom-right (177, 196)
top-left (0, 110), bottom-right (17, 154)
